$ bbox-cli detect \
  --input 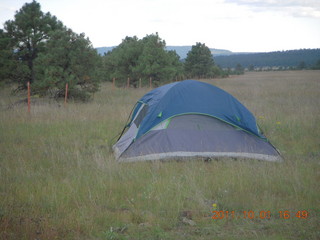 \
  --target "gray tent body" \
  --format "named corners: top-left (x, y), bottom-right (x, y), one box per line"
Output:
top-left (114, 112), bottom-right (281, 162)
